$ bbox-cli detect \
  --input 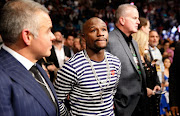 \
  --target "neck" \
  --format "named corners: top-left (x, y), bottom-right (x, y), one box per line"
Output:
top-left (164, 68), bottom-right (169, 76)
top-left (7, 44), bottom-right (38, 63)
top-left (64, 43), bottom-right (71, 48)
top-left (150, 45), bottom-right (155, 49)
top-left (86, 48), bottom-right (105, 62)
top-left (116, 24), bottom-right (131, 37)
top-left (54, 43), bottom-right (63, 50)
